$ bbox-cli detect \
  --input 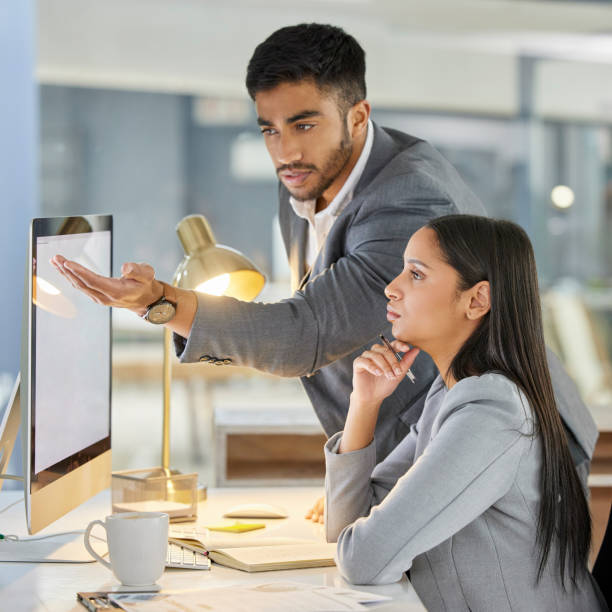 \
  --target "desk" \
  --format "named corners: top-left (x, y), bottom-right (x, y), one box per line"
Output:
top-left (0, 487), bottom-right (425, 612)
